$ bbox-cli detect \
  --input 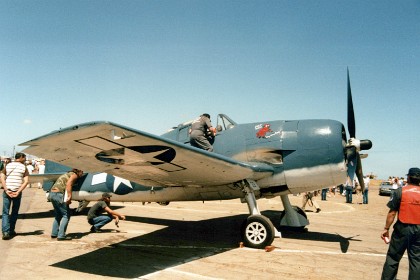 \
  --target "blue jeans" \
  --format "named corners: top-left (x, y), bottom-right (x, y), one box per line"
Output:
top-left (2, 191), bottom-right (22, 234)
top-left (363, 189), bottom-right (369, 204)
top-left (49, 192), bottom-right (71, 238)
top-left (321, 188), bottom-right (328, 200)
top-left (88, 215), bottom-right (112, 230)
